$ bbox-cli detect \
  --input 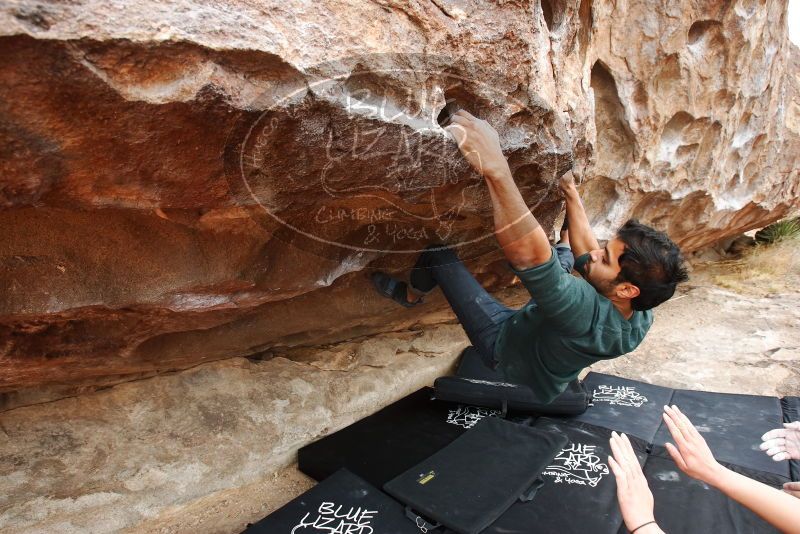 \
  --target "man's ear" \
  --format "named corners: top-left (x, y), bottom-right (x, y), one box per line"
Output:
top-left (615, 283), bottom-right (640, 300)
